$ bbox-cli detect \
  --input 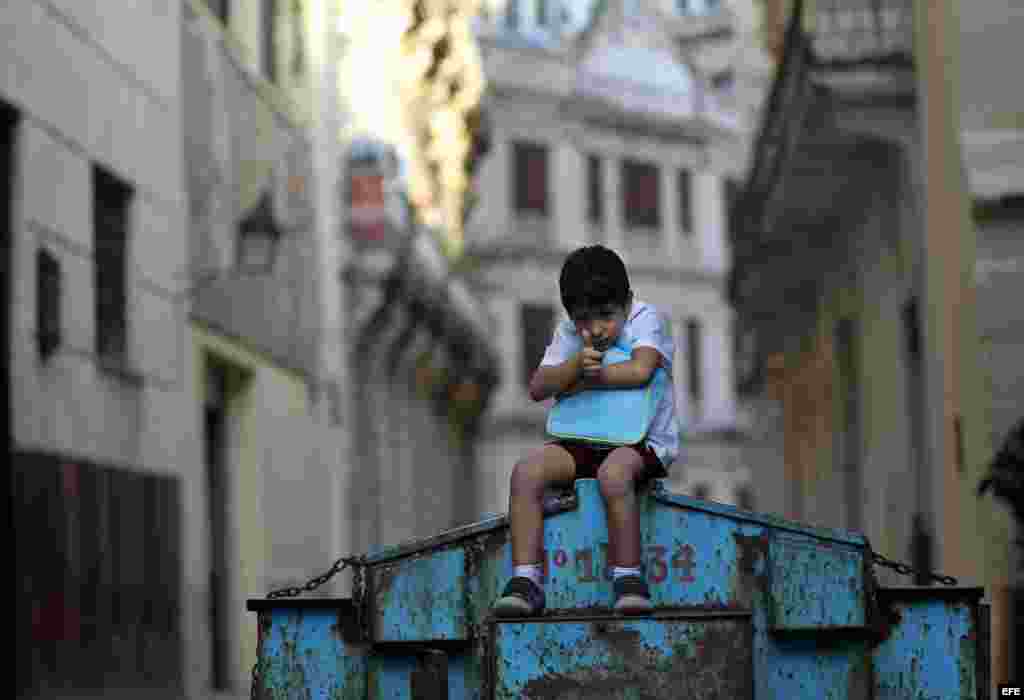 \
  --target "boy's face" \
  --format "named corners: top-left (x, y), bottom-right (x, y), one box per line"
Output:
top-left (570, 297), bottom-right (631, 351)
